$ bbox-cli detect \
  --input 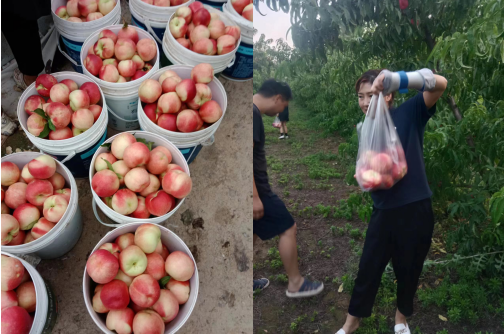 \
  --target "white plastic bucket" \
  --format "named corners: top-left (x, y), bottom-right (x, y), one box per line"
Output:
top-left (51, 0), bottom-right (121, 72)
top-left (1, 252), bottom-right (58, 334)
top-left (89, 131), bottom-right (190, 227)
top-left (129, 0), bottom-right (195, 46)
top-left (16, 72), bottom-right (109, 178)
top-left (200, 0), bottom-right (227, 10)
top-left (81, 25), bottom-right (160, 131)
top-left (162, 5), bottom-right (240, 73)
top-left (1, 153), bottom-right (83, 259)
top-left (82, 222), bottom-right (199, 334)
top-left (137, 65), bottom-right (227, 163)
top-left (221, 0), bottom-right (253, 81)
